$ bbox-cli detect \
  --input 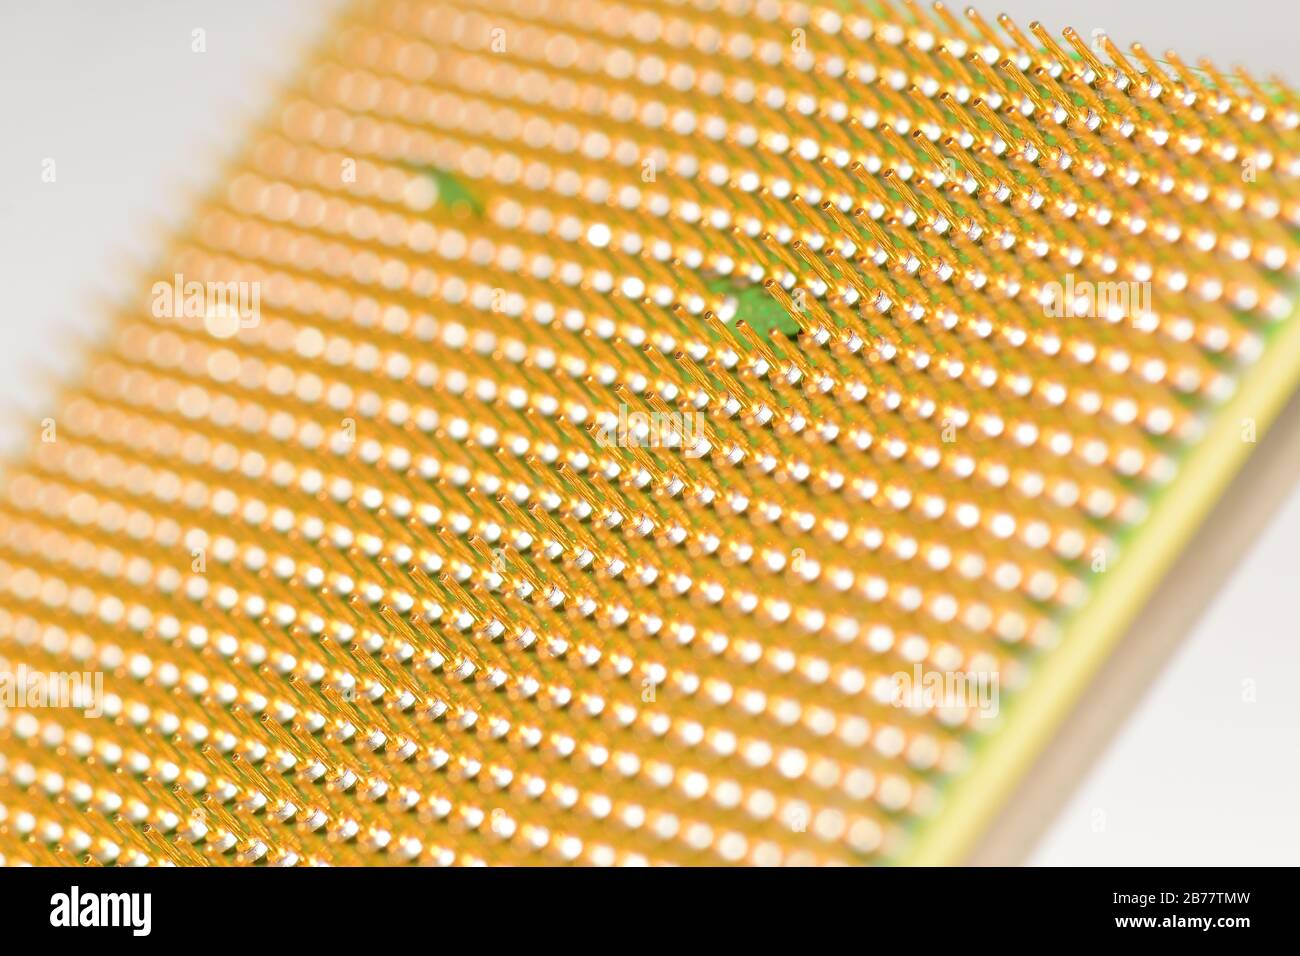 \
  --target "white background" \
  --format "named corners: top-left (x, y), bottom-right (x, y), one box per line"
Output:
top-left (0, 0), bottom-right (1296, 864)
